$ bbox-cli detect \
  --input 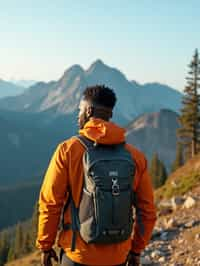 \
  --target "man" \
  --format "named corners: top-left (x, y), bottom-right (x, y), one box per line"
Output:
top-left (36, 85), bottom-right (156, 266)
